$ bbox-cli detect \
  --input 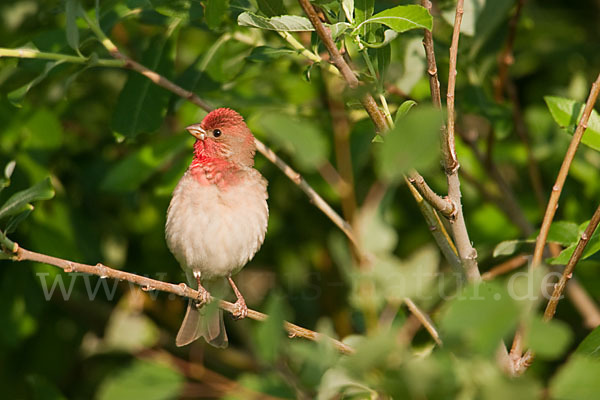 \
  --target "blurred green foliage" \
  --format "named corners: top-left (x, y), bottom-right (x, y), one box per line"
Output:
top-left (1, 0), bottom-right (600, 398)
